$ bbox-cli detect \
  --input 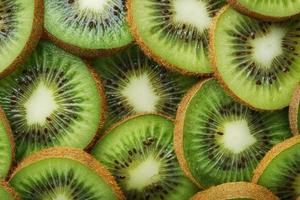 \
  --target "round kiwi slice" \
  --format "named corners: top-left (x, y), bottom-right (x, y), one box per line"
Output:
top-left (0, 40), bottom-right (105, 161)
top-left (174, 78), bottom-right (292, 188)
top-left (92, 114), bottom-right (199, 200)
top-left (228, 0), bottom-right (300, 21)
top-left (190, 182), bottom-right (279, 200)
top-left (0, 181), bottom-right (20, 200)
top-left (92, 45), bottom-right (198, 129)
top-left (290, 84), bottom-right (300, 135)
top-left (127, 0), bottom-right (226, 75)
top-left (9, 147), bottom-right (124, 200)
top-left (0, 0), bottom-right (43, 77)
top-left (44, 0), bottom-right (133, 57)
top-left (0, 106), bottom-right (14, 179)
top-left (210, 6), bottom-right (300, 110)
top-left (253, 136), bottom-right (300, 199)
